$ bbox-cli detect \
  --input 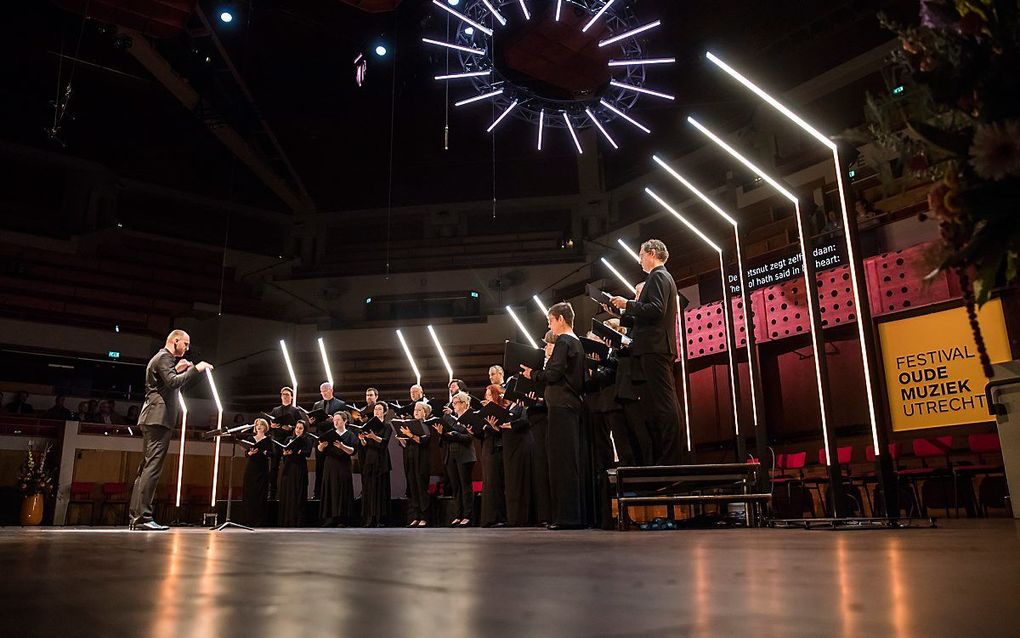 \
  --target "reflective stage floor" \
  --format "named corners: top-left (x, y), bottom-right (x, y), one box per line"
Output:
top-left (2, 520), bottom-right (1019, 637)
